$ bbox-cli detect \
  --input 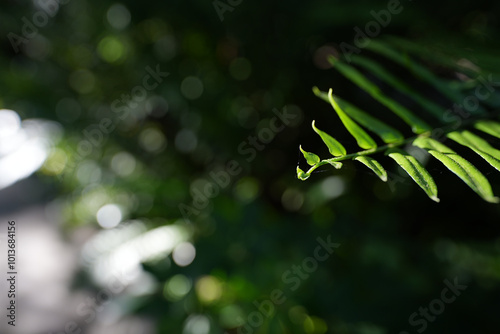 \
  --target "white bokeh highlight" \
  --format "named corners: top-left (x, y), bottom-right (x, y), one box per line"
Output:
top-left (96, 204), bottom-right (123, 229)
top-left (172, 242), bottom-right (196, 267)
